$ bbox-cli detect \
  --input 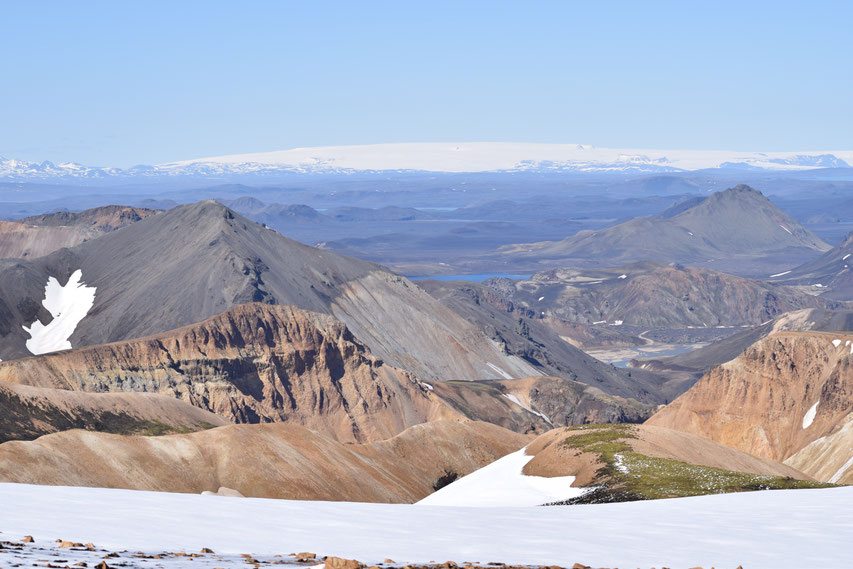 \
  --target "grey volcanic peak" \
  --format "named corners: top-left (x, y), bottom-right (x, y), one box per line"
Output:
top-left (0, 200), bottom-right (539, 383)
top-left (500, 185), bottom-right (831, 275)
